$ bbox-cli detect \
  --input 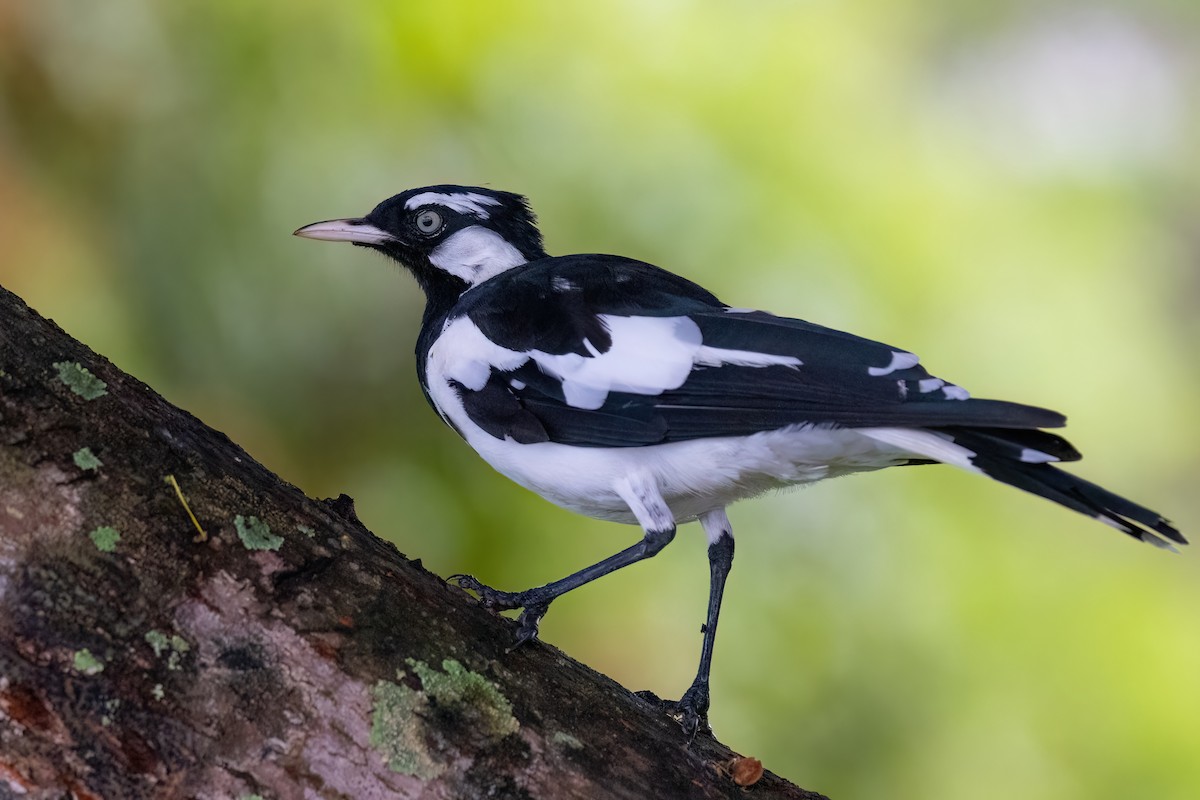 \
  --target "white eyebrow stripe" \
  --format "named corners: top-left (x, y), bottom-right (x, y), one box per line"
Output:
top-left (404, 192), bottom-right (502, 218)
